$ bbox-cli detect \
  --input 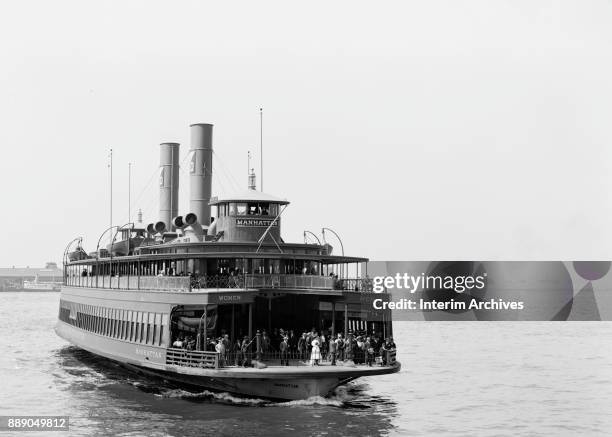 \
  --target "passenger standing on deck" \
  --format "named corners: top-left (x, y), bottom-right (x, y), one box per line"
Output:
top-left (288, 330), bottom-right (298, 353)
top-left (380, 340), bottom-right (389, 365)
top-left (310, 337), bottom-right (321, 366)
top-left (370, 334), bottom-right (380, 357)
top-left (328, 335), bottom-right (337, 365)
top-left (365, 336), bottom-right (374, 366)
top-left (344, 332), bottom-right (355, 362)
top-left (234, 338), bottom-right (242, 366)
top-left (337, 333), bottom-right (345, 361)
top-left (381, 337), bottom-right (396, 366)
top-left (215, 337), bottom-right (226, 367)
top-left (262, 330), bottom-right (271, 356)
top-left (186, 336), bottom-right (196, 351)
top-left (320, 332), bottom-right (327, 359)
top-left (241, 336), bottom-right (252, 367)
top-left (297, 332), bottom-right (307, 361)
top-left (305, 329), bottom-right (314, 358)
top-left (221, 334), bottom-right (230, 363)
top-left (356, 335), bottom-right (365, 364)
top-left (279, 336), bottom-right (289, 366)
